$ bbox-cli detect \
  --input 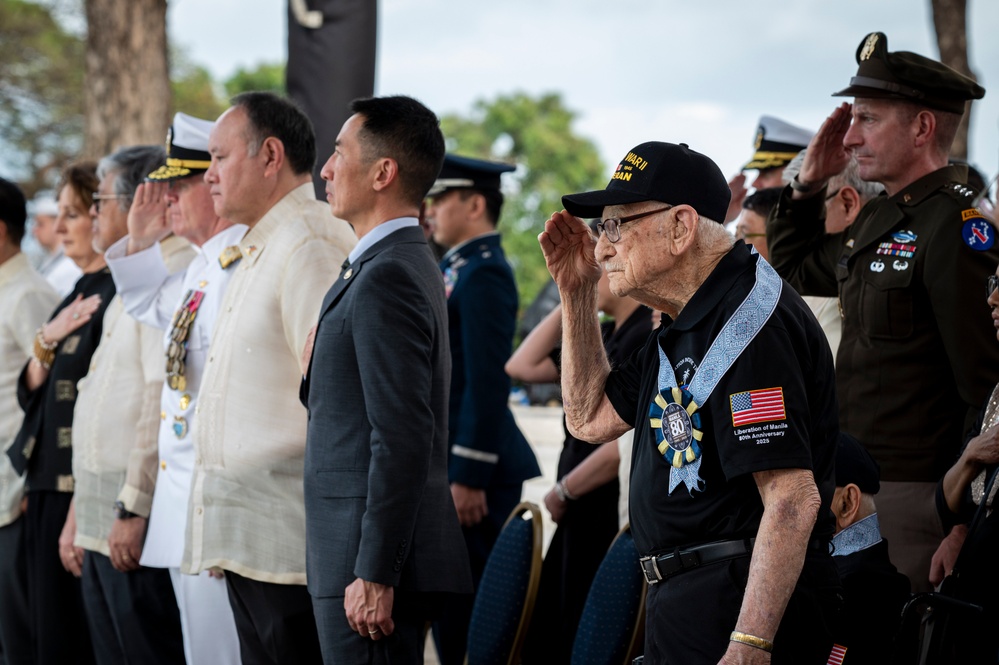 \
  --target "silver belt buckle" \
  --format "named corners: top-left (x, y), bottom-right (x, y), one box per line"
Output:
top-left (639, 555), bottom-right (662, 585)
